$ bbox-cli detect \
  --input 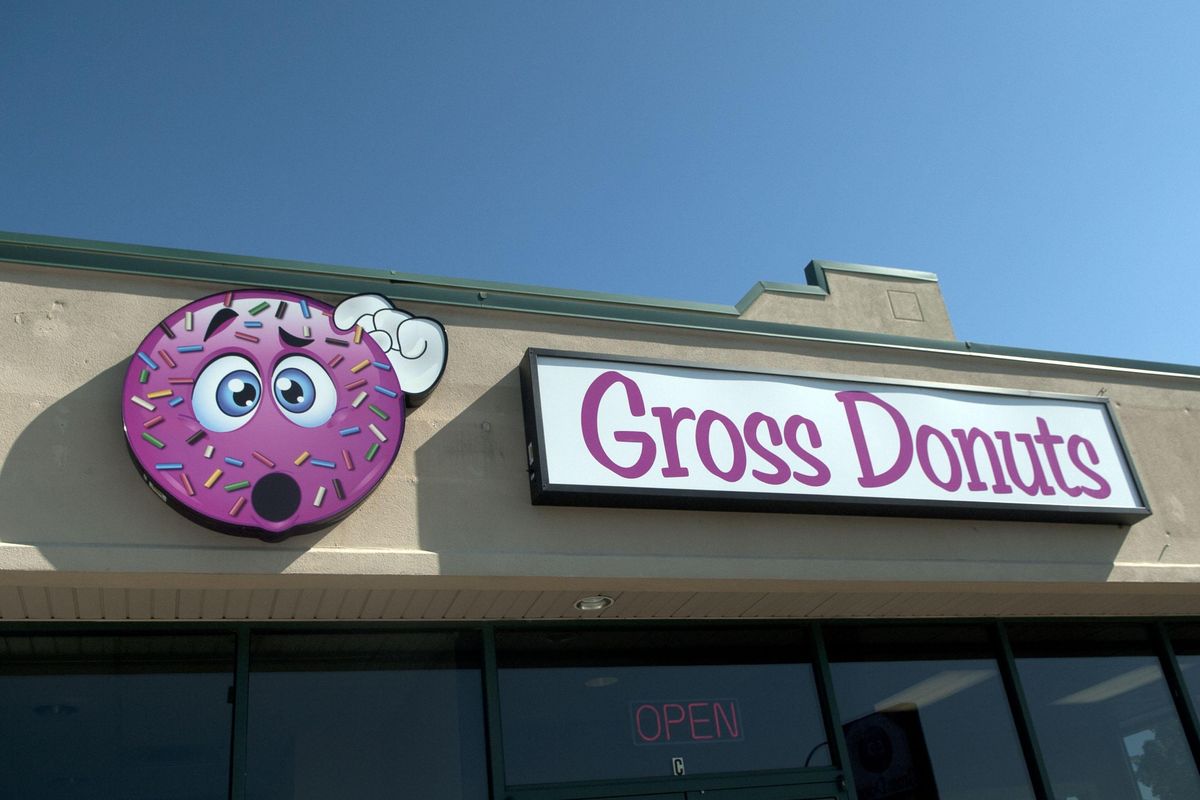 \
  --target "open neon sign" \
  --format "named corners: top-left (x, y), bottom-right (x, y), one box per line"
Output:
top-left (631, 700), bottom-right (742, 744)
